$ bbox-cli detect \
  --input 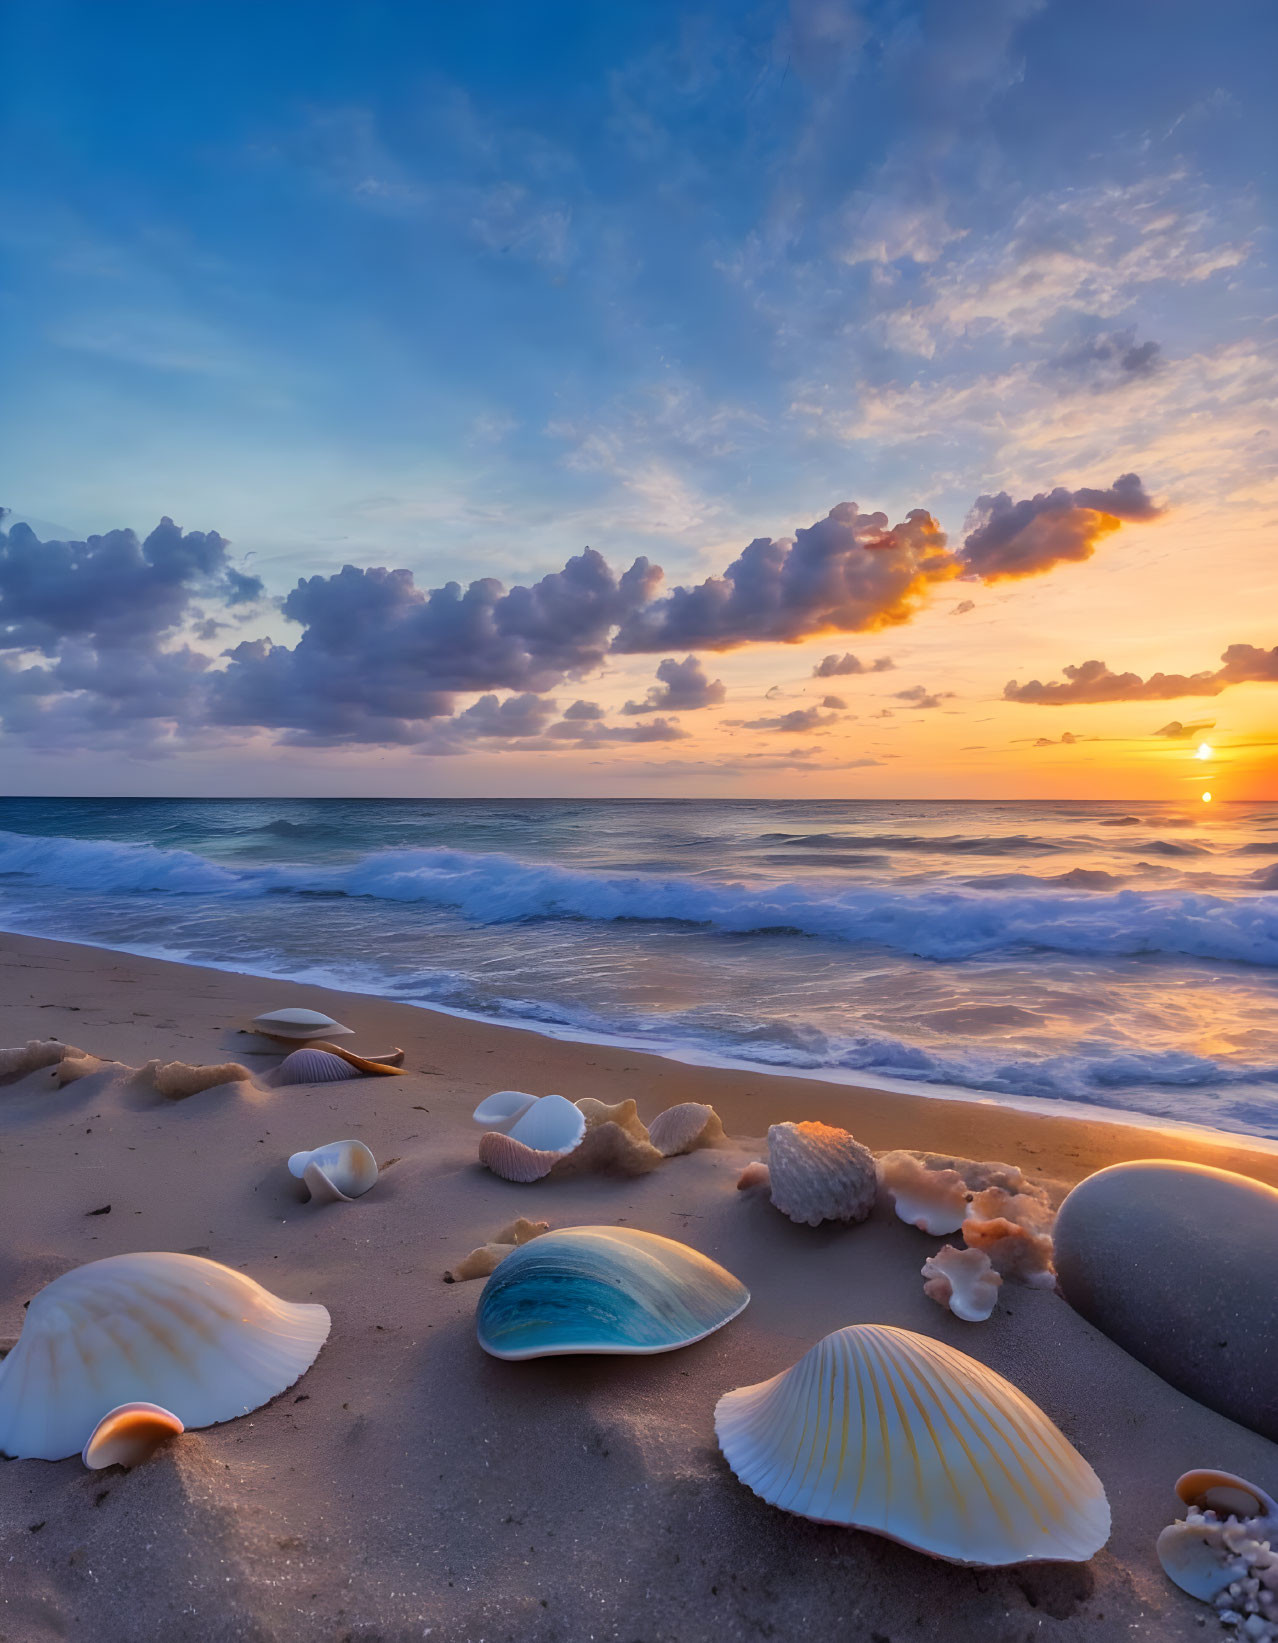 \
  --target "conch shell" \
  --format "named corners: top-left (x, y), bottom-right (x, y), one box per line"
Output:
top-left (82, 1402), bottom-right (184, 1470)
top-left (715, 1323), bottom-right (1110, 1567)
top-left (648, 1102), bottom-right (725, 1157)
top-left (288, 1139), bottom-right (378, 1203)
top-left (921, 1244), bottom-right (1002, 1322)
top-left (877, 1150), bottom-right (969, 1234)
top-left (738, 1121), bottom-right (876, 1226)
